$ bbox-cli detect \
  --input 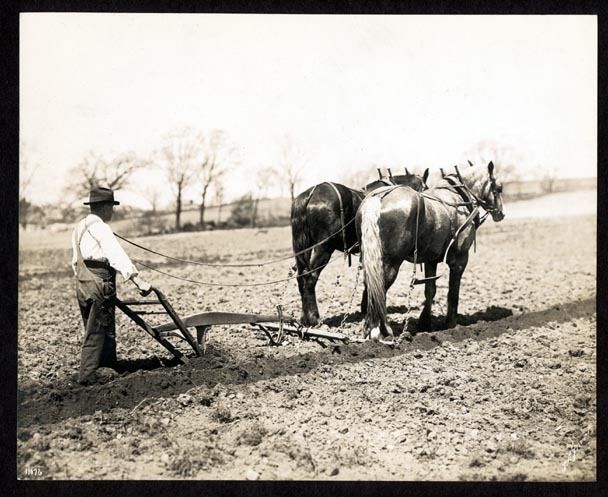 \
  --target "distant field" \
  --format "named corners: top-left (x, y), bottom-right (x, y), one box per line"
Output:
top-left (503, 190), bottom-right (596, 219)
top-left (503, 177), bottom-right (596, 199)
top-left (20, 197), bottom-right (292, 251)
top-left (19, 190), bottom-right (596, 253)
top-left (131, 196), bottom-right (292, 230)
